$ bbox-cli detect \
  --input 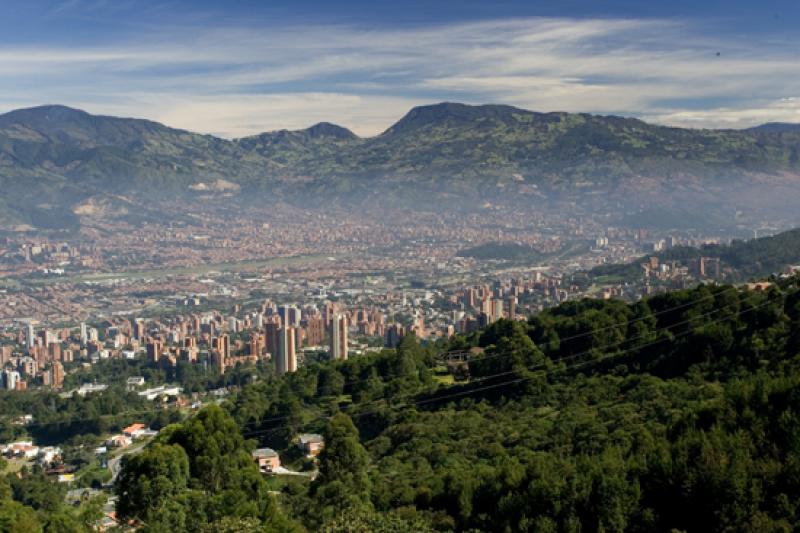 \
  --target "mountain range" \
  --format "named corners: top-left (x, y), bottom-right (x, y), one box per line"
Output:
top-left (1, 102), bottom-right (800, 229)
